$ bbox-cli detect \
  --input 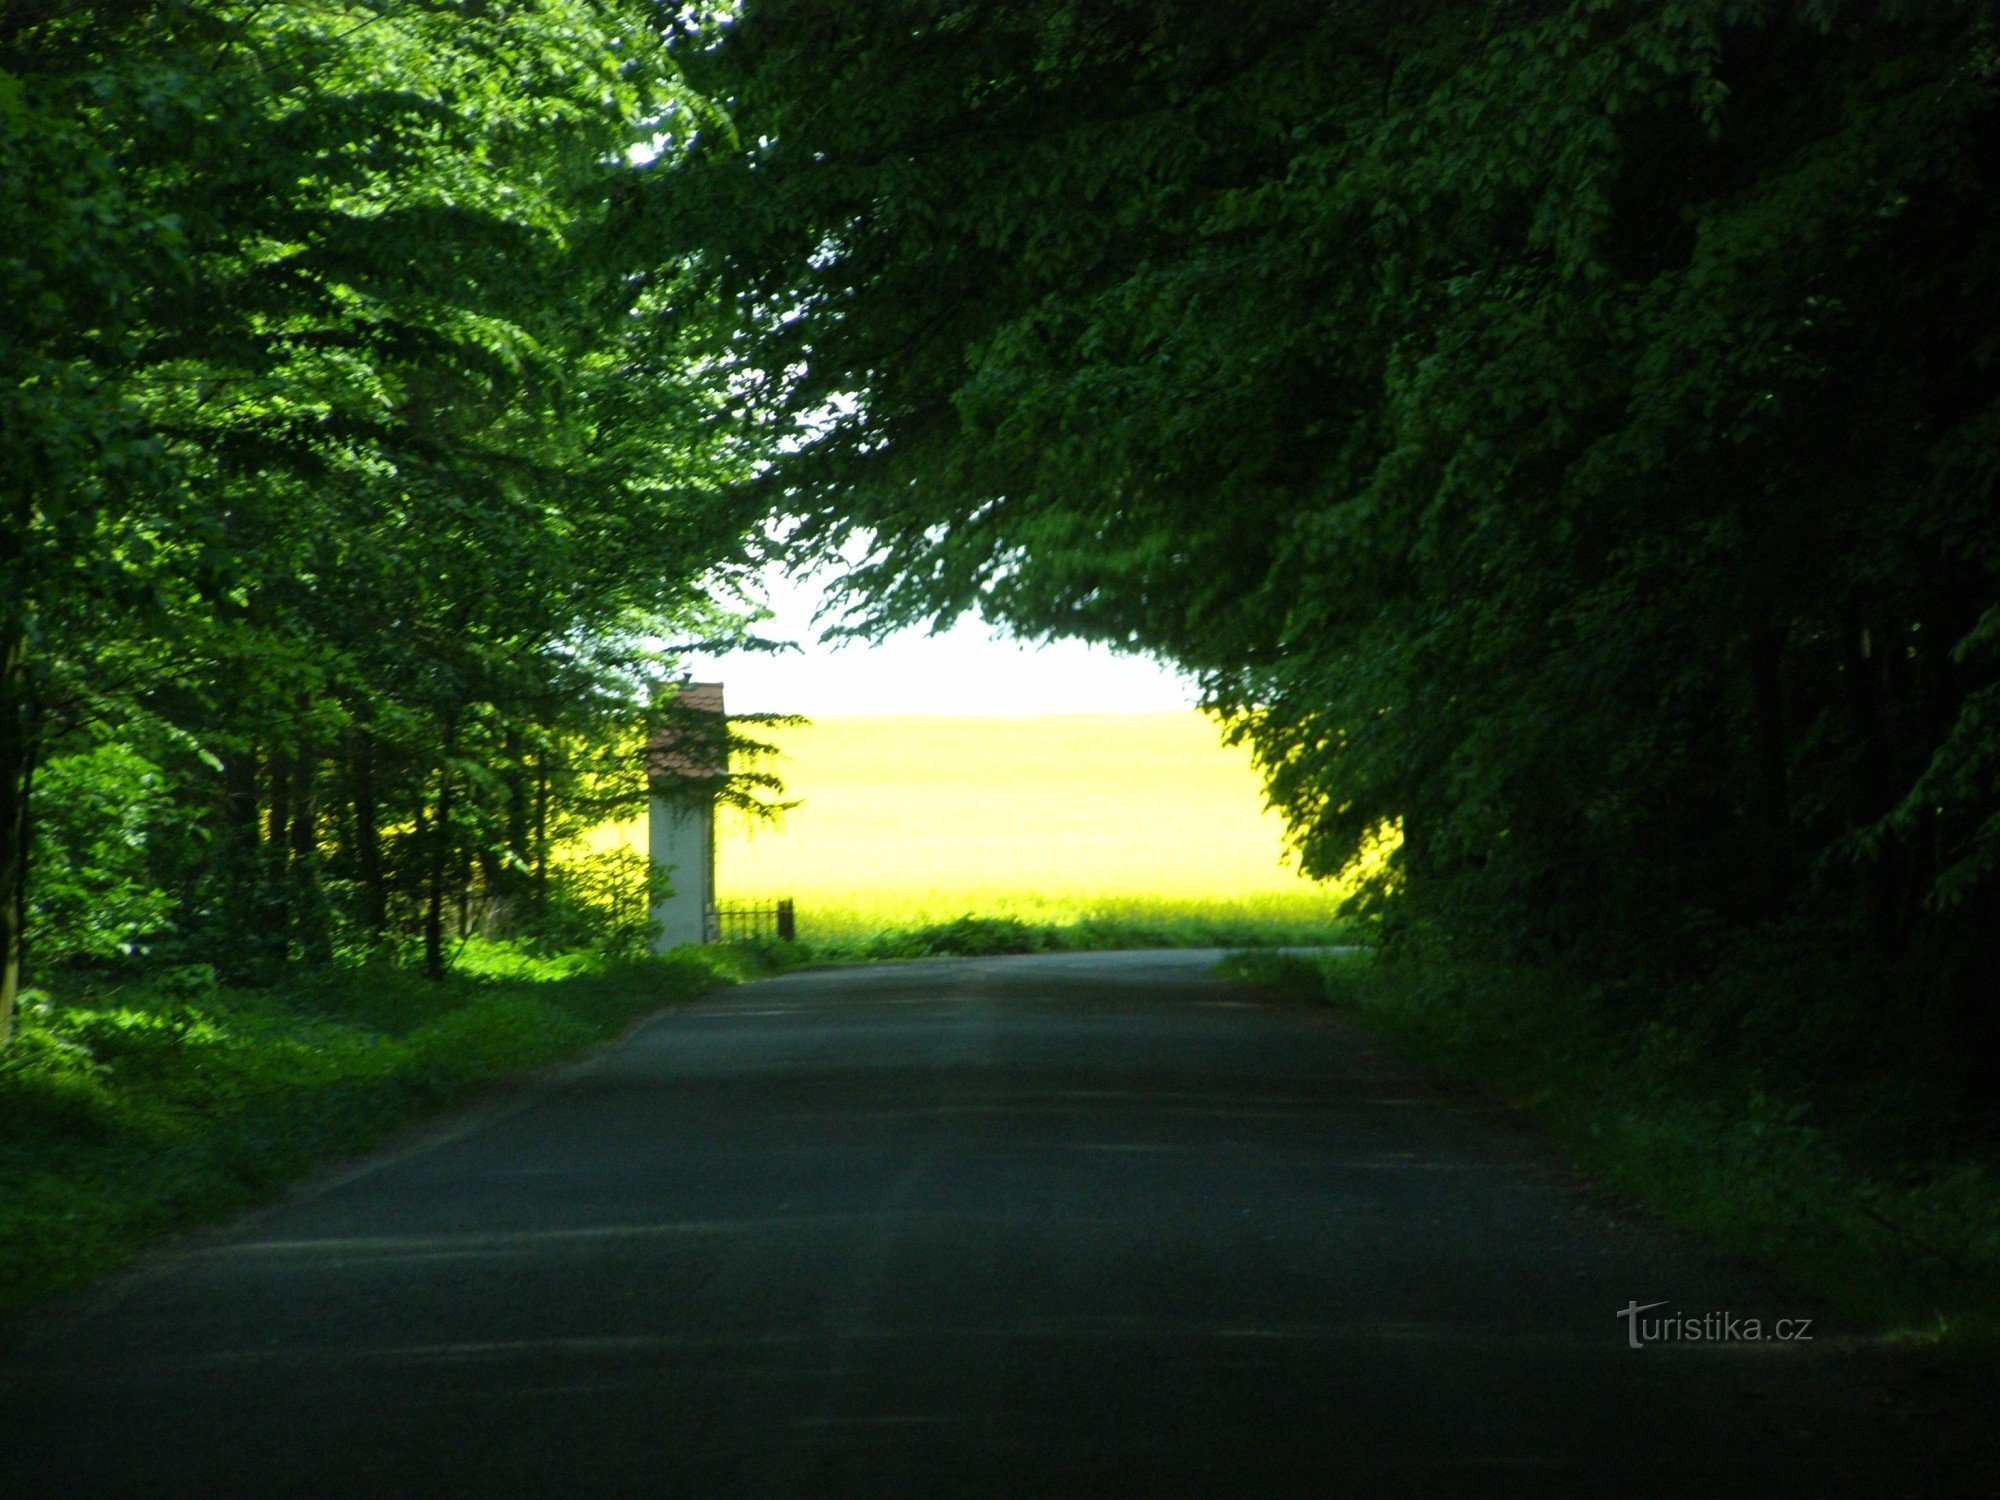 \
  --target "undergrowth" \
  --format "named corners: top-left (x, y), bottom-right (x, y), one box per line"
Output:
top-left (1220, 948), bottom-right (2000, 1350)
top-left (0, 941), bottom-right (774, 1315)
top-left (734, 911), bottom-right (1357, 966)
